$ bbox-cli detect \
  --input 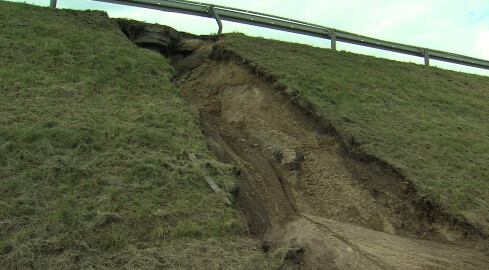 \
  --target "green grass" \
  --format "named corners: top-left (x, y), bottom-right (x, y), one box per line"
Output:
top-left (0, 2), bottom-right (285, 269)
top-left (215, 33), bottom-right (489, 234)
